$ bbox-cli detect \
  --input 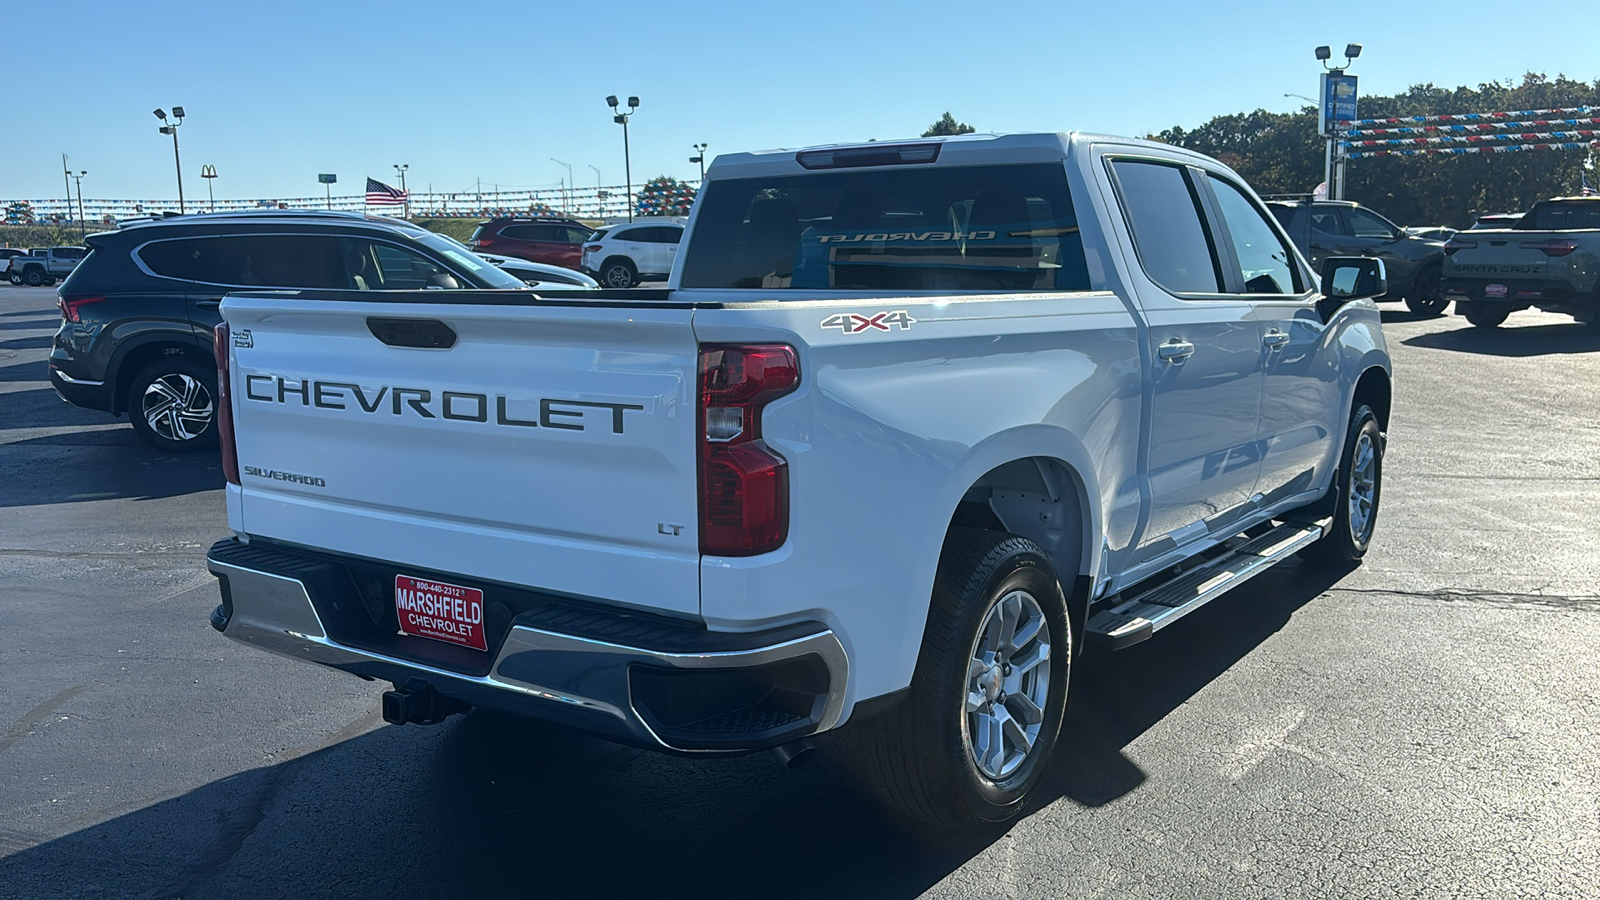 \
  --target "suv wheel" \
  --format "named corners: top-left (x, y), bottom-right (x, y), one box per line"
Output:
top-left (600, 257), bottom-right (638, 288)
top-left (1404, 264), bottom-right (1448, 316)
top-left (7, 271), bottom-right (21, 285)
top-left (864, 528), bottom-right (1071, 831)
top-left (127, 357), bottom-right (218, 452)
